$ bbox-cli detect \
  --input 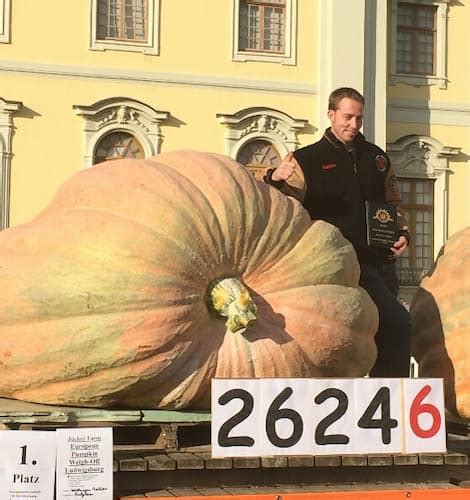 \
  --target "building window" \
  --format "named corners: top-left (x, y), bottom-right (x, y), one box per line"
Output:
top-left (97, 0), bottom-right (147, 43)
top-left (239, 0), bottom-right (285, 54)
top-left (387, 134), bottom-right (460, 306)
top-left (233, 0), bottom-right (297, 64)
top-left (74, 97), bottom-right (169, 168)
top-left (0, 0), bottom-right (11, 43)
top-left (94, 131), bottom-right (145, 164)
top-left (389, 0), bottom-right (448, 88)
top-left (236, 140), bottom-right (281, 180)
top-left (217, 107), bottom-right (308, 167)
top-left (396, 178), bottom-right (434, 286)
top-left (396, 3), bottom-right (436, 75)
top-left (91, 0), bottom-right (160, 54)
